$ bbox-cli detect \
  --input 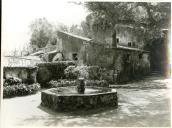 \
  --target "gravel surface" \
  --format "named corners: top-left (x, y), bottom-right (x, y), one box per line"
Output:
top-left (2, 76), bottom-right (171, 127)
